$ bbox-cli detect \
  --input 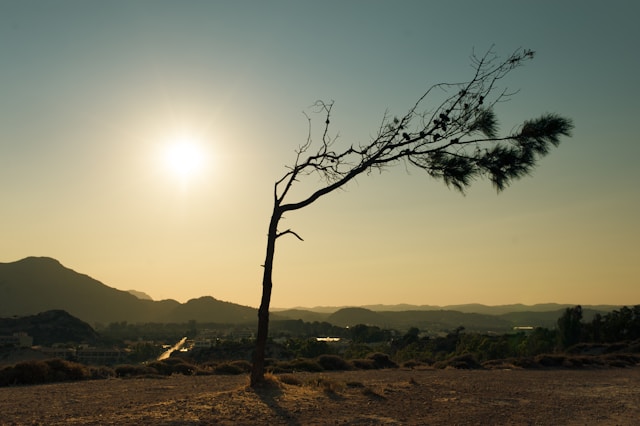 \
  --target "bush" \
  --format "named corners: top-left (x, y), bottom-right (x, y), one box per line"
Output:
top-left (88, 365), bottom-right (116, 379)
top-left (268, 358), bottom-right (324, 373)
top-left (0, 359), bottom-right (93, 386)
top-left (316, 354), bottom-right (352, 371)
top-left (367, 352), bottom-right (398, 369)
top-left (402, 359), bottom-right (430, 369)
top-left (115, 364), bottom-right (158, 377)
top-left (534, 354), bottom-right (566, 368)
top-left (147, 361), bottom-right (174, 375)
top-left (171, 362), bottom-right (197, 375)
top-left (213, 362), bottom-right (246, 375)
top-left (45, 359), bottom-right (88, 381)
top-left (0, 366), bottom-right (18, 386)
top-left (12, 360), bottom-right (51, 384)
top-left (287, 358), bottom-right (324, 372)
top-left (434, 354), bottom-right (482, 369)
top-left (278, 373), bottom-right (303, 386)
top-left (351, 358), bottom-right (376, 370)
